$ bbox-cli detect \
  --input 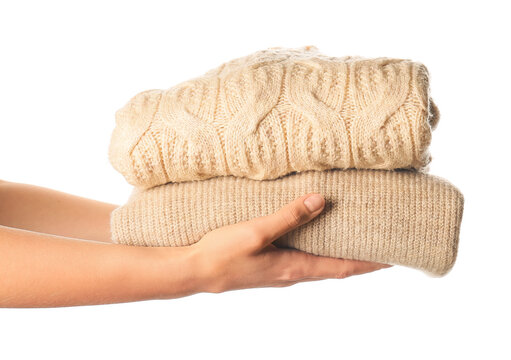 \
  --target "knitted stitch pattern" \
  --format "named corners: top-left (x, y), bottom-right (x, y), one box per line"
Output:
top-left (108, 46), bottom-right (440, 189)
top-left (110, 169), bottom-right (464, 276)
